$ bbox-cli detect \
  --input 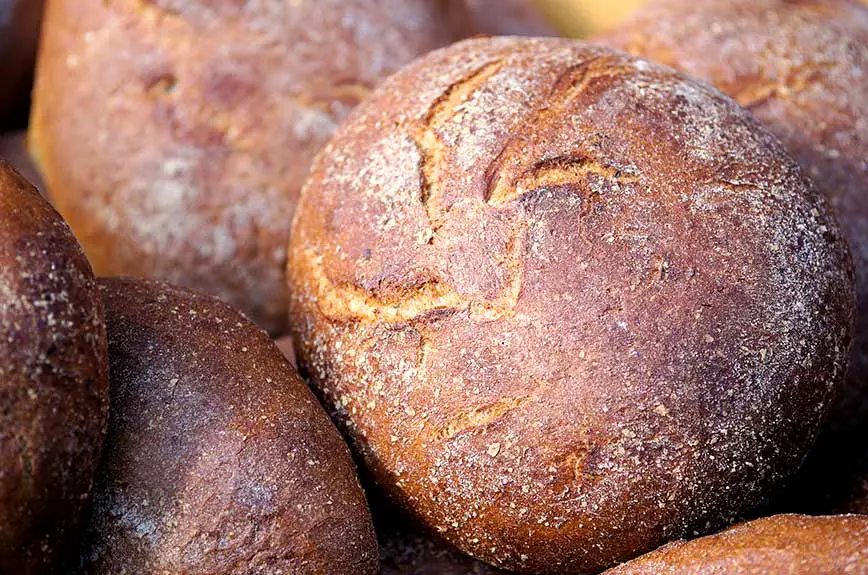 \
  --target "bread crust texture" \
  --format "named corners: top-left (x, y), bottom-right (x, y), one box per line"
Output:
top-left (0, 161), bottom-right (109, 573)
top-left (29, 0), bottom-right (469, 333)
top-left (597, 0), bottom-right (868, 517)
top-left (84, 278), bottom-right (378, 574)
top-left (287, 37), bottom-right (855, 574)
